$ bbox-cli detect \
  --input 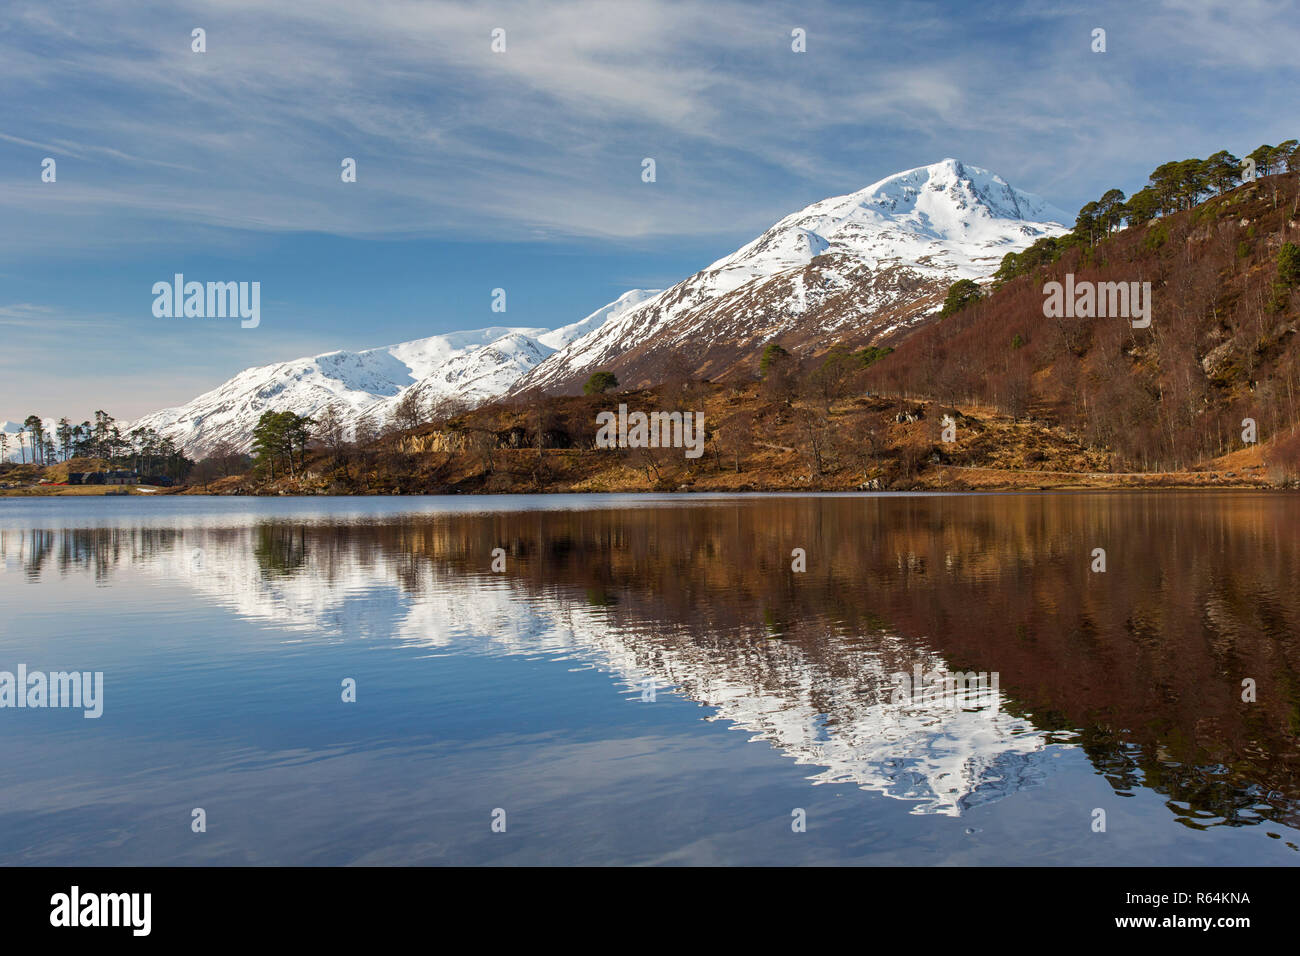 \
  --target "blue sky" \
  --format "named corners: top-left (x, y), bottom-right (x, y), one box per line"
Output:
top-left (2, 0), bottom-right (1298, 422)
